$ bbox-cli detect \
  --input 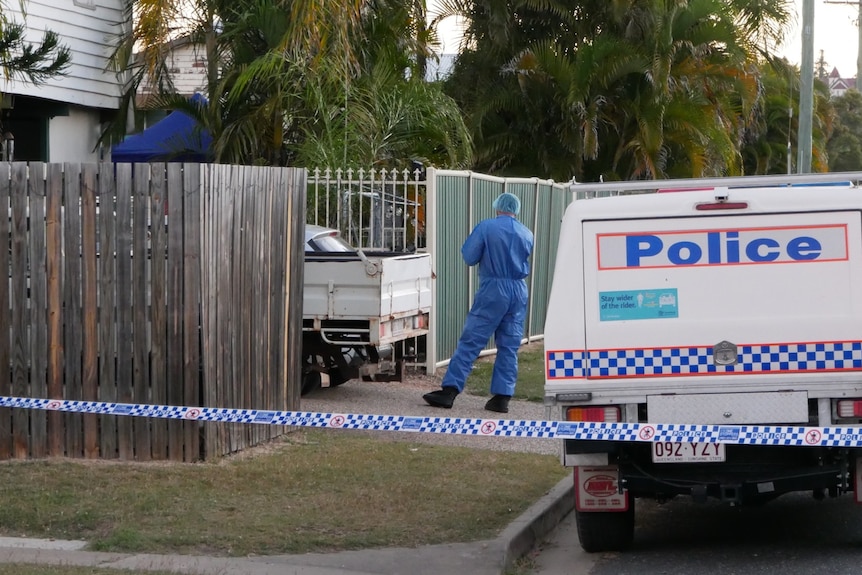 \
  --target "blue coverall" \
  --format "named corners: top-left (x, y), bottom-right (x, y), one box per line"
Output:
top-left (441, 214), bottom-right (534, 396)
